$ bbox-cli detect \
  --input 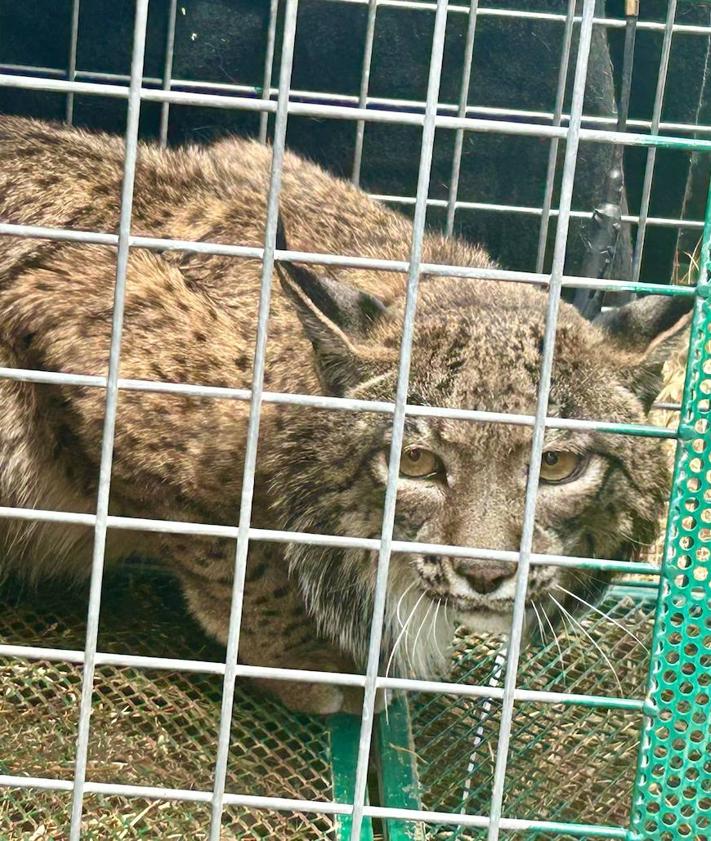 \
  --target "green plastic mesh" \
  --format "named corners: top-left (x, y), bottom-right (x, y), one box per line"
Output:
top-left (392, 589), bottom-right (656, 841)
top-left (628, 278), bottom-right (711, 837)
top-left (0, 568), bottom-right (337, 839)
